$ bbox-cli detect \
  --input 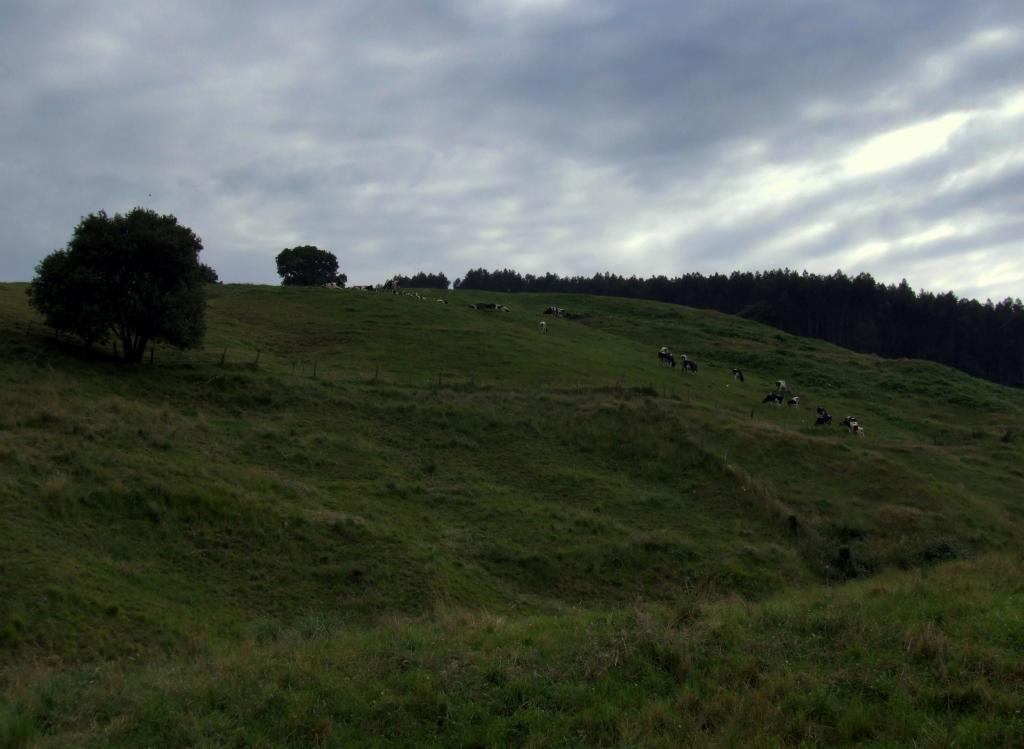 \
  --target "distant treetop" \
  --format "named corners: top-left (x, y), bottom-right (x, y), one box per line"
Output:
top-left (275, 245), bottom-right (347, 287)
top-left (393, 271), bottom-right (450, 290)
